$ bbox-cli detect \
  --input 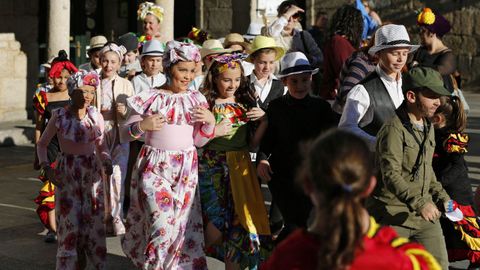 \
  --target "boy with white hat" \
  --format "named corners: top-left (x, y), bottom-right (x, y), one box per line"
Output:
top-left (257, 52), bottom-right (338, 241)
top-left (79, 35), bottom-right (108, 73)
top-left (339, 24), bottom-right (420, 150)
top-left (131, 39), bottom-right (167, 94)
